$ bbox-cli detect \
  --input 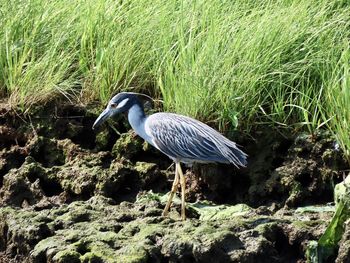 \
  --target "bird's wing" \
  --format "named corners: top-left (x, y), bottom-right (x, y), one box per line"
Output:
top-left (144, 113), bottom-right (247, 167)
